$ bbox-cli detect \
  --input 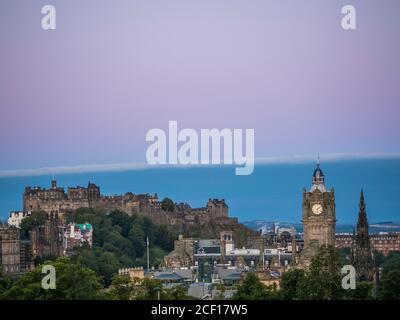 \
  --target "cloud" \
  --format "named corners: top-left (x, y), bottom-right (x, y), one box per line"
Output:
top-left (255, 152), bottom-right (400, 164)
top-left (0, 152), bottom-right (399, 178)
